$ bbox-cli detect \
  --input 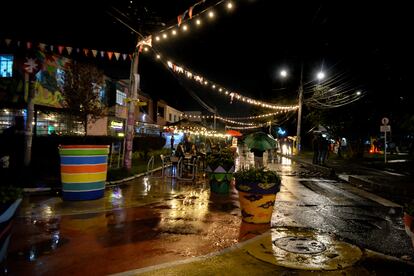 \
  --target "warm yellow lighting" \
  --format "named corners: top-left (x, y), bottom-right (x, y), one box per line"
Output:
top-left (212, 85), bottom-right (216, 89)
top-left (163, 33), bottom-right (167, 39)
top-left (204, 81), bottom-right (208, 85)
top-left (227, 2), bottom-right (233, 9)
top-left (219, 88), bottom-right (222, 92)
top-left (196, 19), bottom-right (201, 25)
top-left (208, 11), bottom-right (215, 18)
top-left (156, 54), bottom-right (161, 59)
top-left (172, 29), bottom-right (177, 35)
top-left (155, 36), bottom-right (160, 41)
top-left (182, 25), bottom-right (188, 31)
top-left (144, 47), bottom-right (148, 52)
